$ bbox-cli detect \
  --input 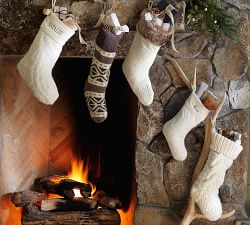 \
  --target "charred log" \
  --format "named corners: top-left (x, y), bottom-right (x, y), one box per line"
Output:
top-left (22, 207), bottom-right (121, 225)
top-left (12, 190), bottom-right (47, 207)
top-left (35, 176), bottom-right (91, 199)
top-left (93, 190), bottom-right (122, 209)
top-left (40, 197), bottom-right (98, 212)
